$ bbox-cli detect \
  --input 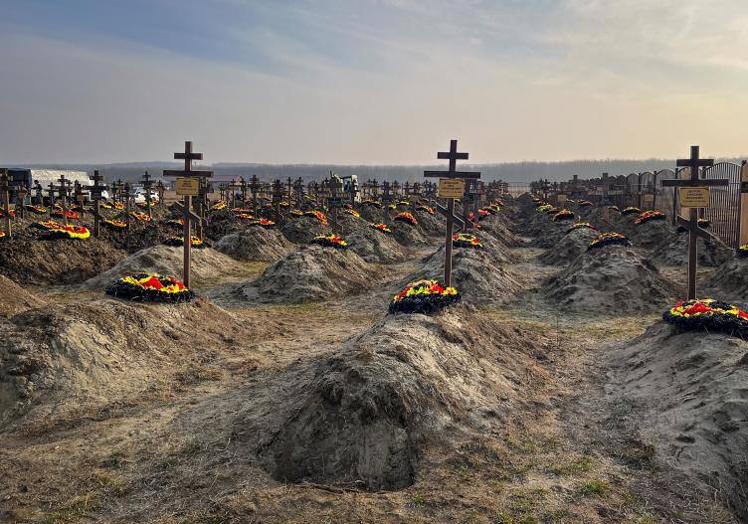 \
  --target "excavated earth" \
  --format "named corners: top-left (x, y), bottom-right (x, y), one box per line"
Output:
top-left (607, 322), bottom-right (748, 521)
top-left (245, 307), bottom-right (554, 490)
top-left (543, 242), bottom-right (678, 314)
top-left (227, 245), bottom-right (385, 304)
top-left (539, 226), bottom-right (599, 266)
top-left (214, 226), bottom-right (295, 263)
